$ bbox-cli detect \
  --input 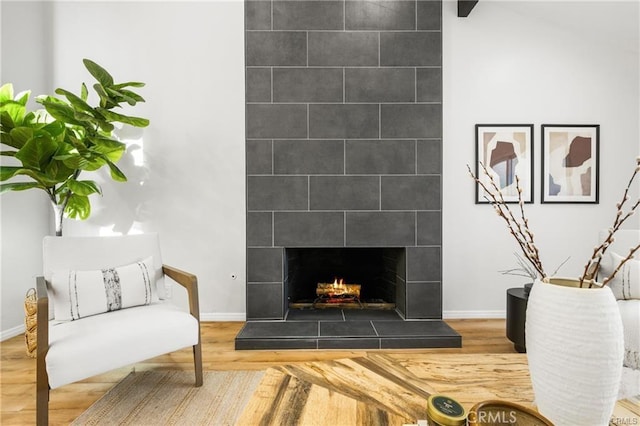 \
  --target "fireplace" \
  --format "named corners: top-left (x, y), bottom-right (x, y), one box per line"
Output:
top-left (285, 248), bottom-right (403, 310)
top-left (237, 0), bottom-right (460, 349)
top-left (237, 245), bottom-right (461, 350)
